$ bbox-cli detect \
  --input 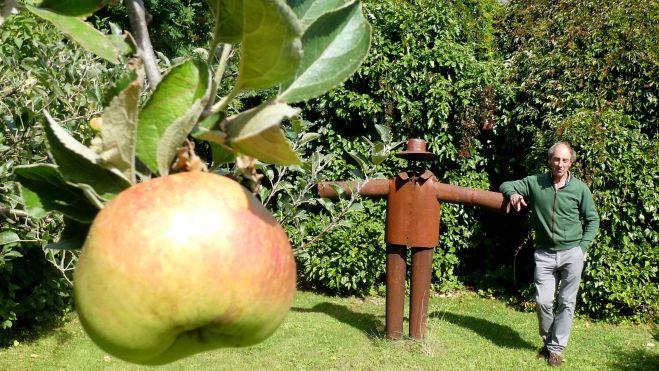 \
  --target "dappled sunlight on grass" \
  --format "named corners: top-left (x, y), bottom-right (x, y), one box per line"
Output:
top-left (0, 290), bottom-right (656, 370)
